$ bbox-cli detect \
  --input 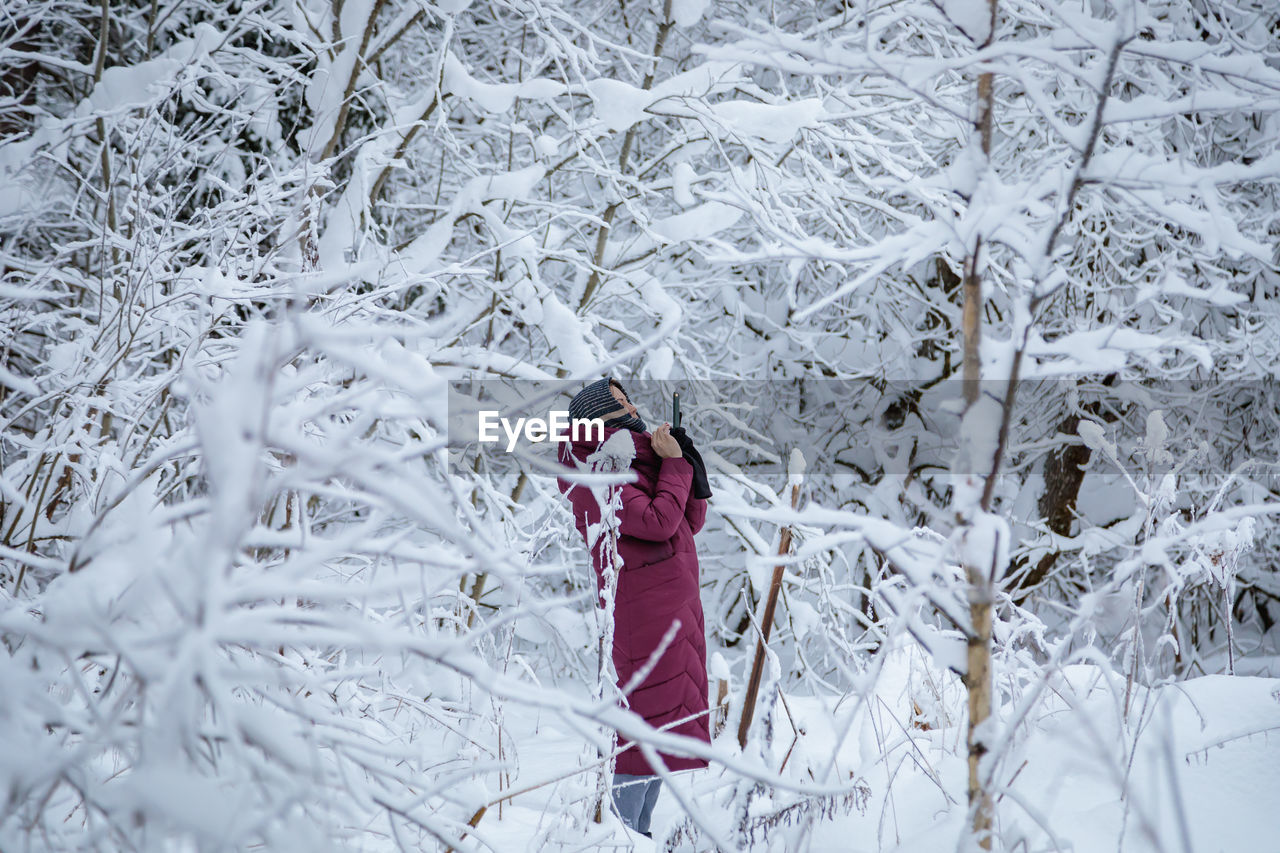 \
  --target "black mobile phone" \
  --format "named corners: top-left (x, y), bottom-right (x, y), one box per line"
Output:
top-left (672, 392), bottom-right (681, 429)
